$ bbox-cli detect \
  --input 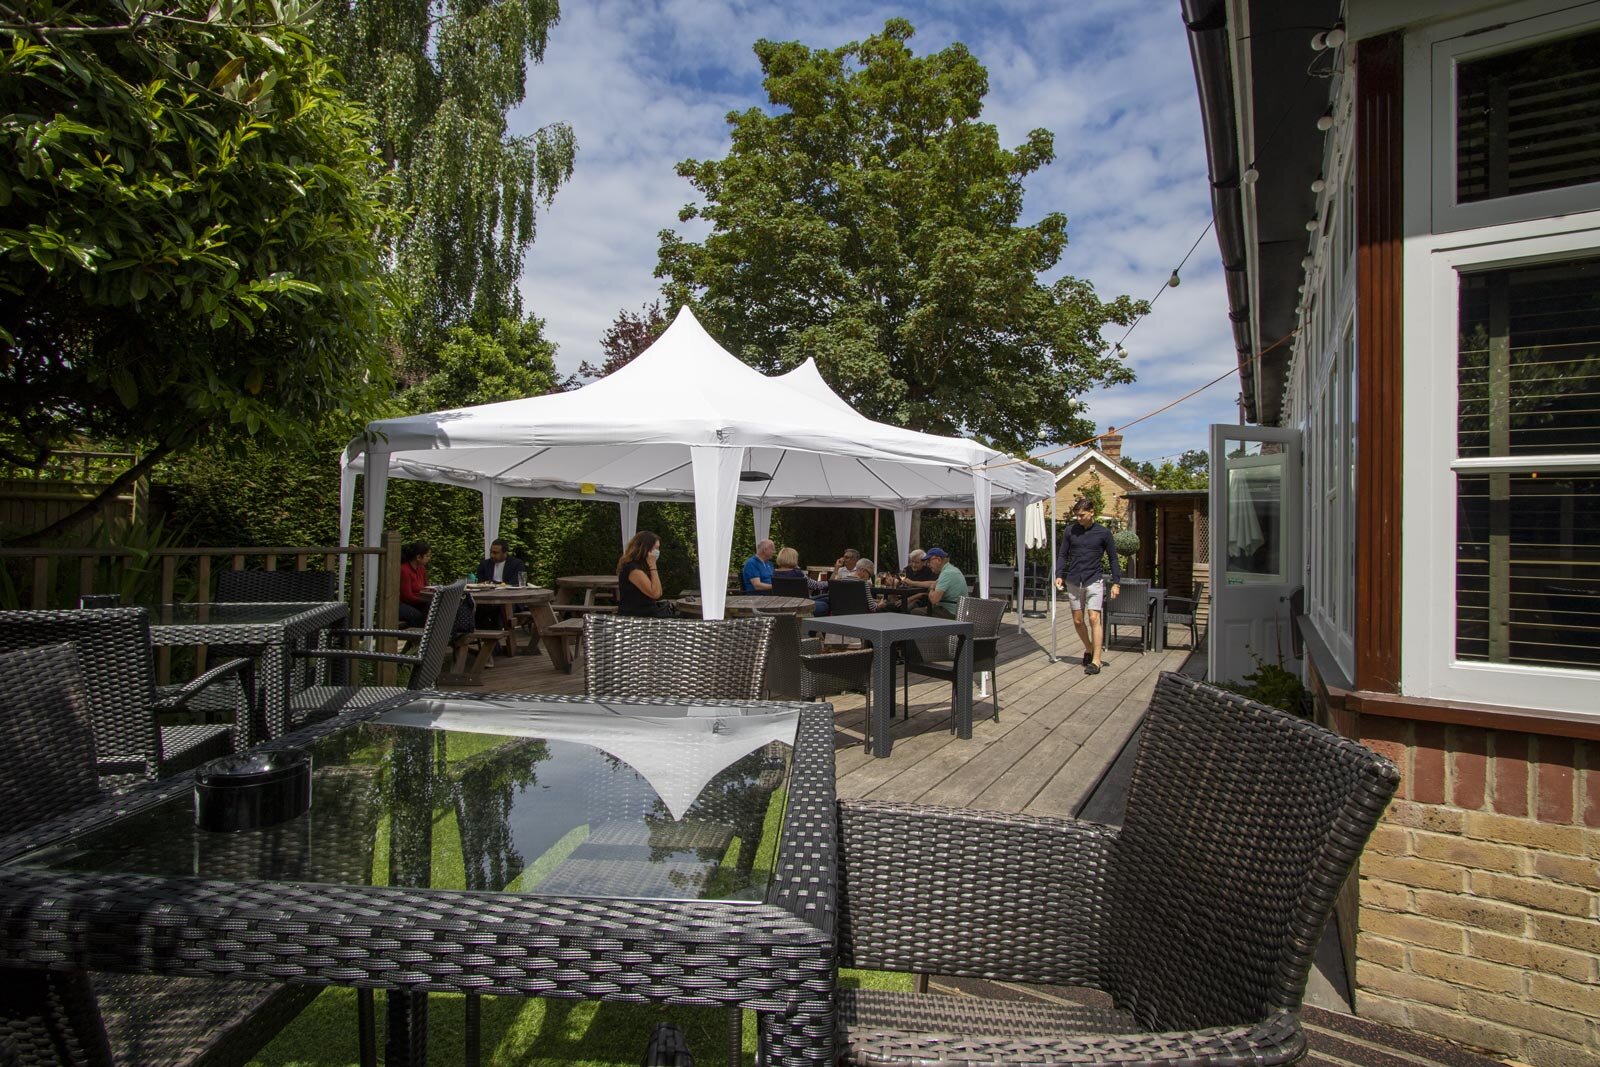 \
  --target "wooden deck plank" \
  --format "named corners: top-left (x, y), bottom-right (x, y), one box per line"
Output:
top-left (471, 608), bottom-right (1204, 817)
